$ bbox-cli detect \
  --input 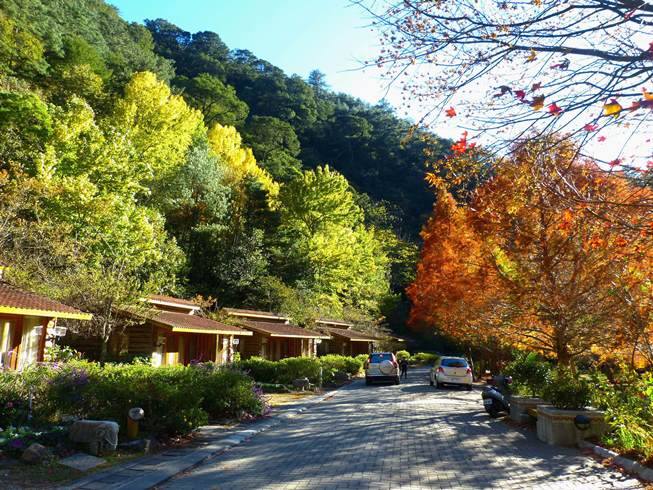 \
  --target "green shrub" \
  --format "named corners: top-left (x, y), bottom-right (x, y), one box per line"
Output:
top-left (44, 344), bottom-right (82, 363)
top-left (196, 364), bottom-right (268, 419)
top-left (236, 355), bottom-right (364, 386)
top-left (543, 368), bottom-right (591, 410)
top-left (236, 357), bottom-right (279, 384)
top-left (355, 354), bottom-right (369, 365)
top-left (2, 360), bottom-right (267, 437)
top-left (319, 354), bottom-right (364, 383)
top-left (395, 350), bottom-right (410, 360)
top-left (277, 357), bottom-right (322, 384)
top-left (504, 352), bottom-right (551, 397)
top-left (0, 370), bottom-right (31, 426)
top-left (590, 369), bottom-right (653, 459)
top-left (410, 352), bottom-right (439, 365)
